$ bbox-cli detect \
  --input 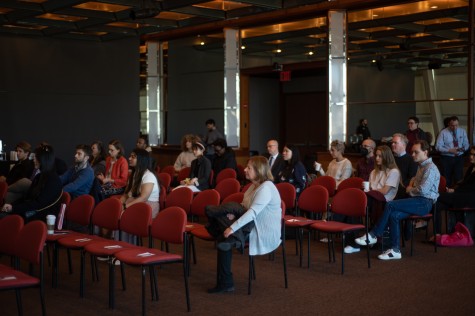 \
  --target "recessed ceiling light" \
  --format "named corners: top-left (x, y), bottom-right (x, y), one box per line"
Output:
top-left (200, 41), bottom-right (205, 45)
top-left (241, 45), bottom-right (246, 49)
top-left (308, 51), bottom-right (314, 55)
top-left (276, 48), bottom-right (282, 53)
top-left (430, 6), bottom-right (438, 9)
